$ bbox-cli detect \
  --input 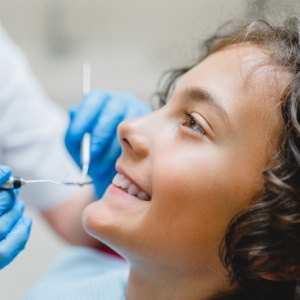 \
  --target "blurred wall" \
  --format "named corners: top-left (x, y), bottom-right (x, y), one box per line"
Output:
top-left (0, 0), bottom-right (250, 107)
top-left (0, 0), bottom-right (299, 299)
